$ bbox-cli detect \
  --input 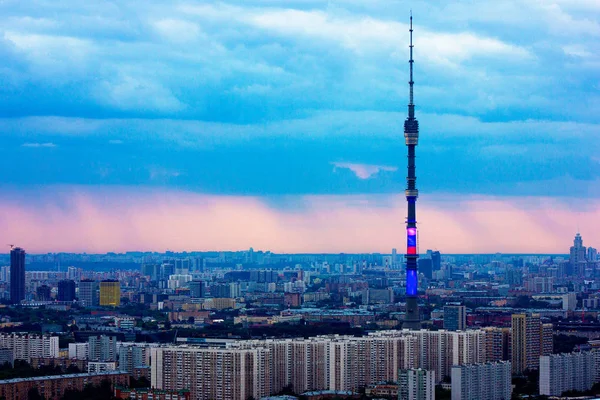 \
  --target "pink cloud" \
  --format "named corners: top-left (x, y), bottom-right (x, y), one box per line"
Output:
top-left (0, 186), bottom-right (597, 254)
top-left (331, 162), bottom-right (397, 179)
